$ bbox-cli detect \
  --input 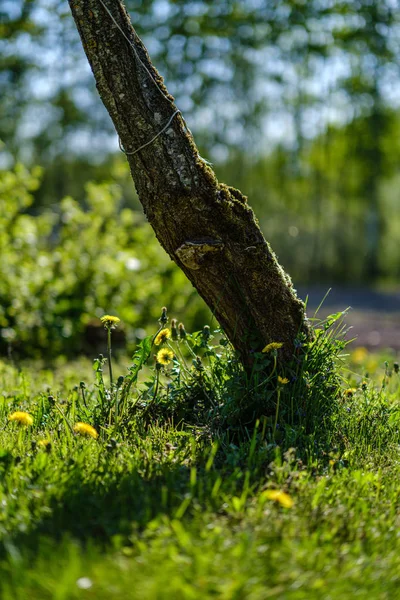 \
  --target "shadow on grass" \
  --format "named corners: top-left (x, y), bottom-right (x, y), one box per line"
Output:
top-left (1, 455), bottom-right (195, 559)
top-left (1, 416), bottom-right (339, 564)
